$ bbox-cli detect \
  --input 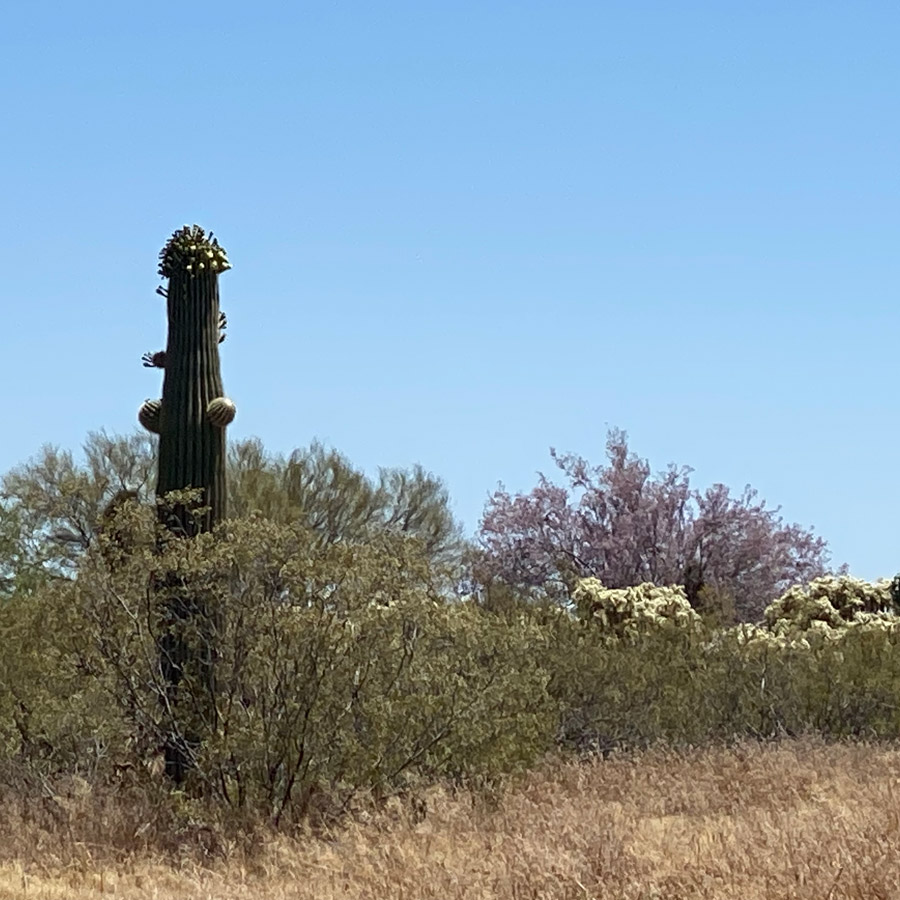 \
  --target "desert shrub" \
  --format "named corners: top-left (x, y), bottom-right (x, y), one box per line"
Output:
top-left (0, 433), bottom-right (464, 595)
top-left (546, 622), bottom-right (899, 753)
top-left (45, 506), bottom-right (554, 824)
top-left (0, 582), bottom-right (125, 777)
top-left (539, 573), bottom-right (900, 754)
top-left (545, 621), bottom-right (712, 752)
top-left (6, 495), bottom-right (900, 840)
